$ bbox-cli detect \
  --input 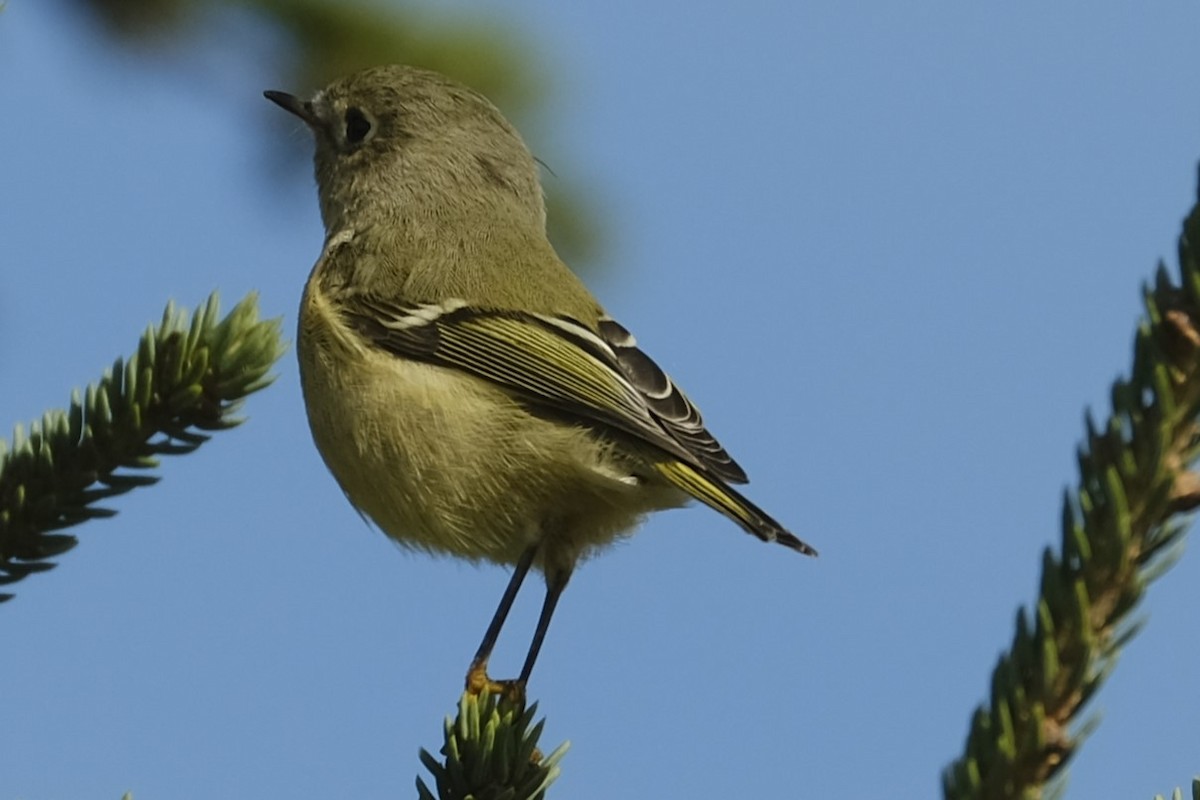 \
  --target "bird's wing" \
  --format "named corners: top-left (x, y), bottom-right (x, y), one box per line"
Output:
top-left (342, 295), bottom-right (816, 555)
top-left (595, 316), bottom-right (747, 484)
top-left (341, 296), bottom-right (746, 482)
